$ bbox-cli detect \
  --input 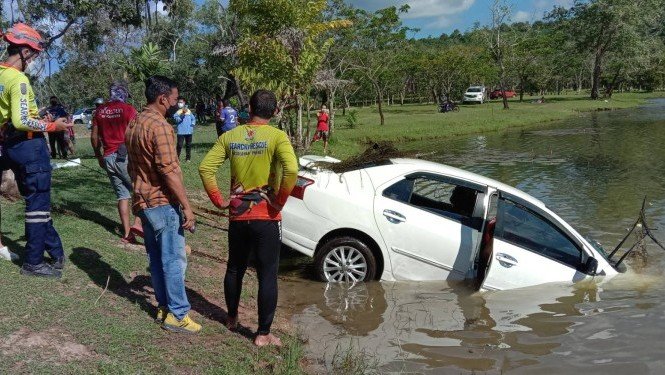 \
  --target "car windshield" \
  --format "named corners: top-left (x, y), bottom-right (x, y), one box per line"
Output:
top-left (467, 88), bottom-right (482, 92)
top-left (74, 108), bottom-right (85, 115)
